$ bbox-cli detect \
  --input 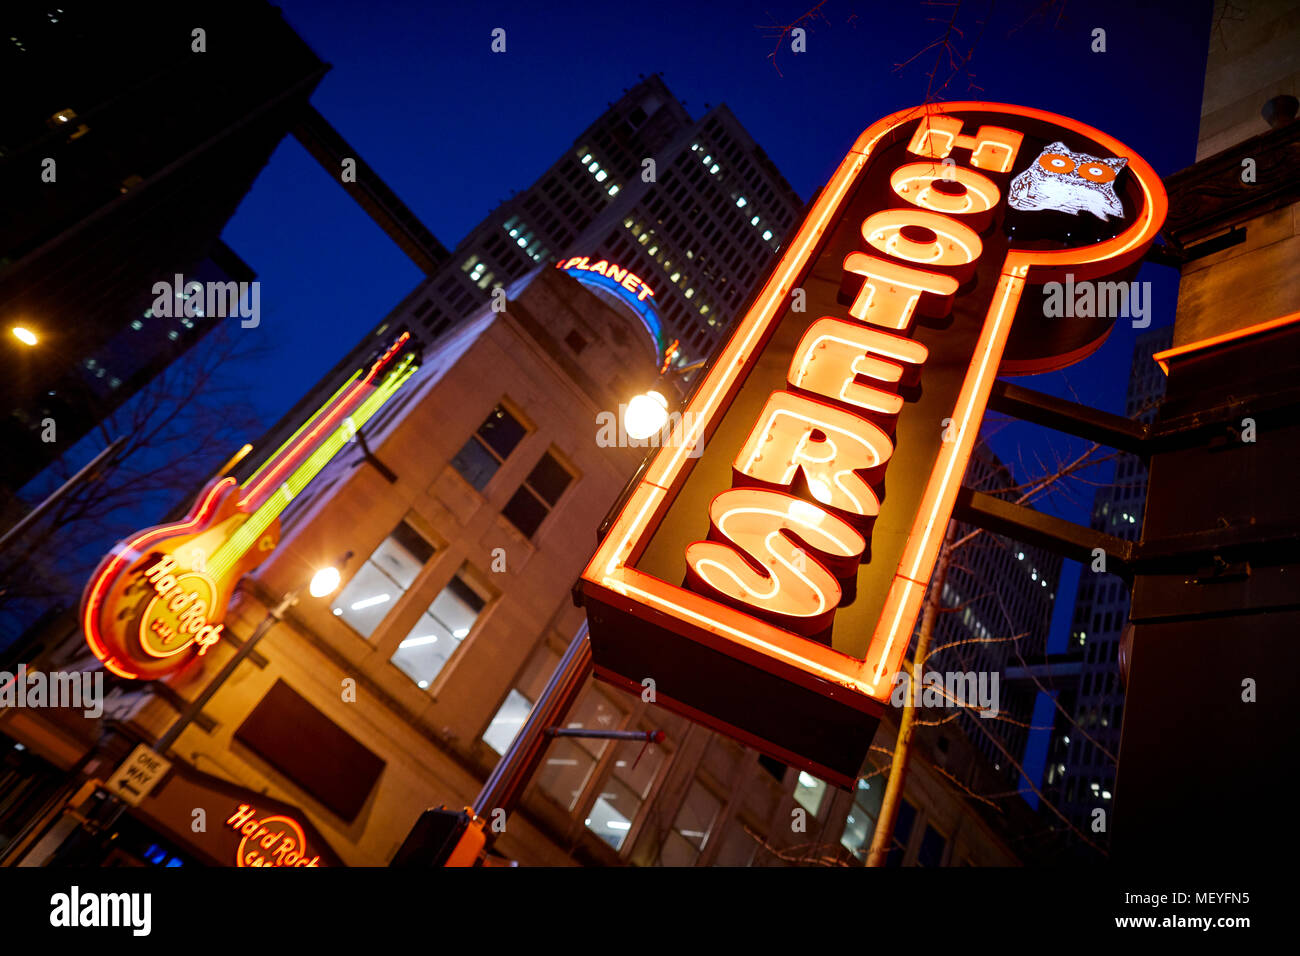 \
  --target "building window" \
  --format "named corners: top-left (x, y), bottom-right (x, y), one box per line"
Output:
top-left (840, 775), bottom-right (884, 861)
top-left (482, 643), bottom-right (562, 754)
top-left (564, 329), bottom-right (588, 355)
top-left (658, 779), bottom-right (722, 866)
top-left (917, 823), bottom-right (947, 867)
top-left (713, 817), bottom-right (761, 867)
top-left (886, 799), bottom-right (917, 867)
top-left (502, 449), bottom-right (574, 538)
top-left (389, 565), bottom-right (489, 688)
top-left (538, 687), bottom-right (625, 811)
top-left (483, 690), bottom-right (531, 755)
top-left (585, 729), bottom-right (667, 851)
top-left (793, 771), bottom-right (827, 817)
top-left (331, 520), bottom-right (436, 637)
top-left (450, 403), bottom-right (528, 491)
